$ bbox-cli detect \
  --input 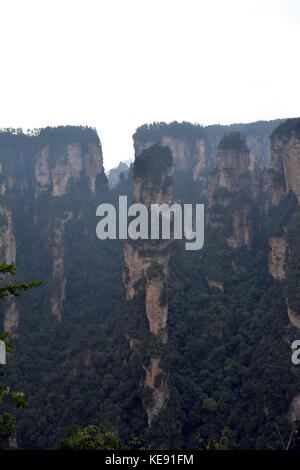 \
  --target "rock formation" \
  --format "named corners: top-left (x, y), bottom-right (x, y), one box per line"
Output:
top-left (35, 141), bottom-right (103, 197)
top-left (134, 136), bottom-right (205, 175)
top-left (267, 120), bottom-right (300, 333)
top-left (133, 120), bottom-right (282, 181)
top-left (50, 212), bottom-right (73, 322)
top-left (268, 236), bottom-right (287, 280)
top-left (268, 119), bottom-right (300, 205)
top-left (206, 132), bottom-right (253, 249)
top-left (0, 190), bottom-right (18, 335)
top-left (288, 394), bottom-right (300, 423)
top-left (123, 143), bottom-right (173, 426)
top-left (0, 126), bottom-right (105, 331)
top-left (216, 139), bottom-right (251, 194)
top-left (107, 161), bottom-right (129, 188)
top-left (287, 302), bottom-right (300, 330)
